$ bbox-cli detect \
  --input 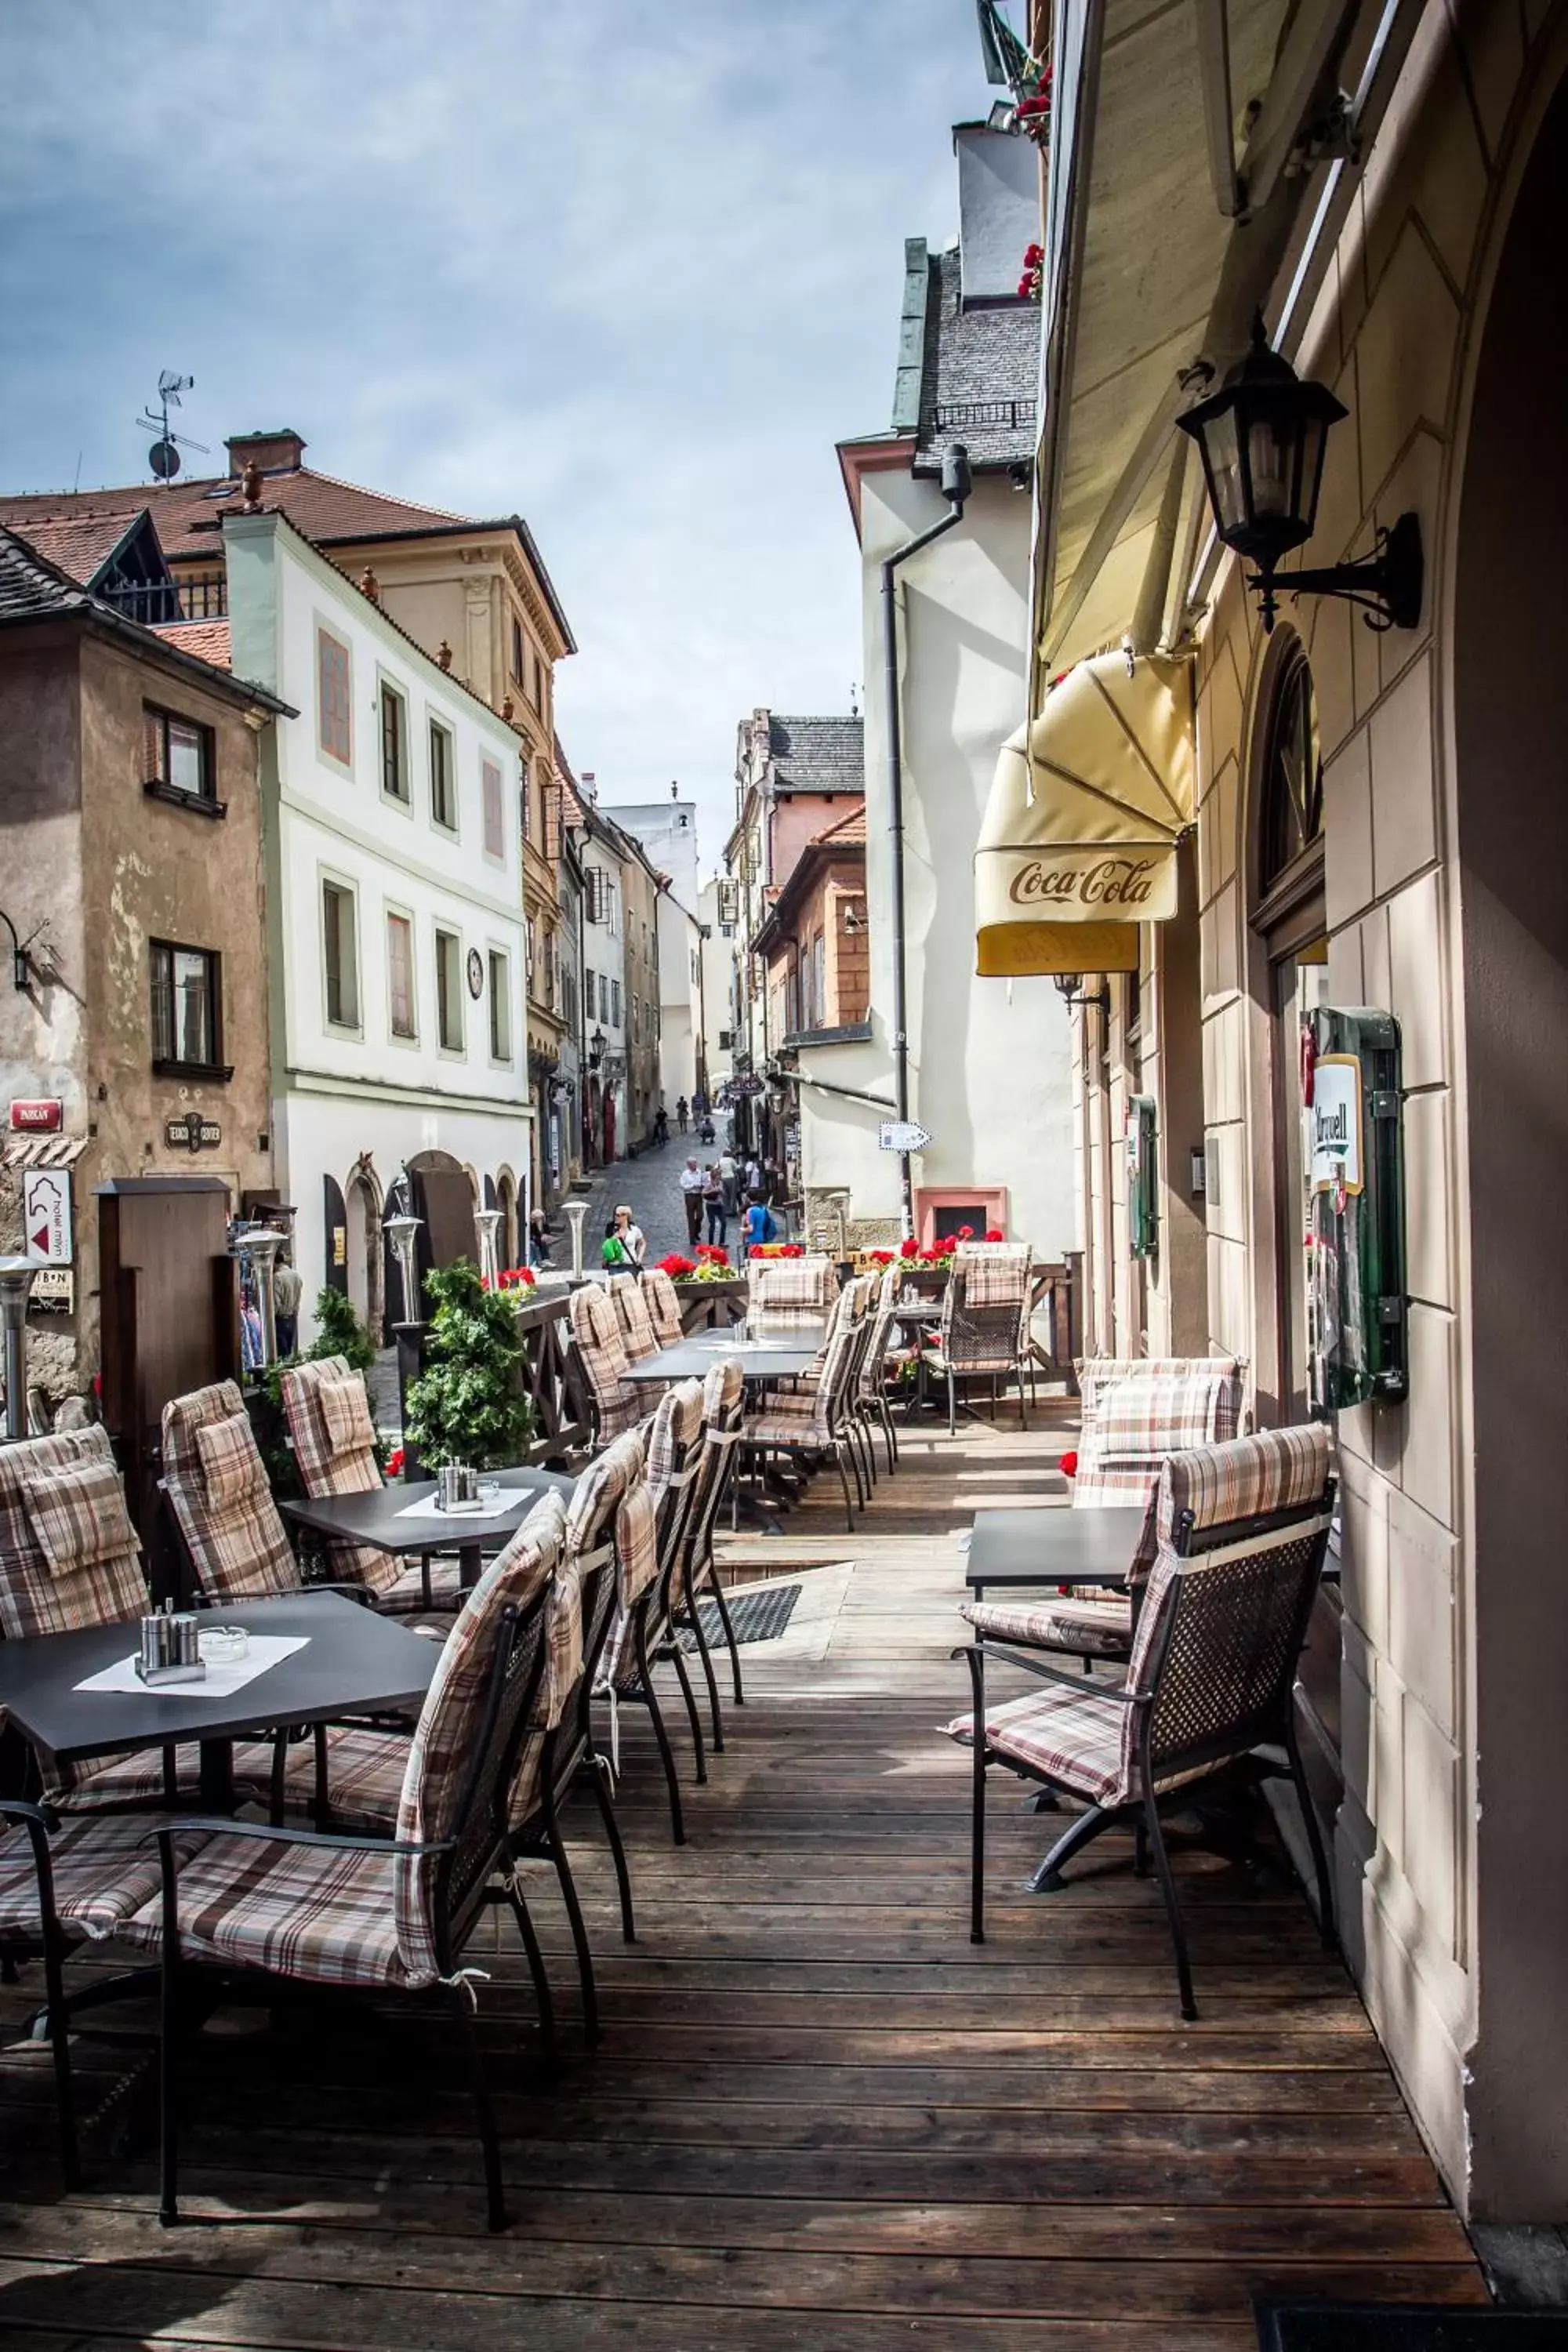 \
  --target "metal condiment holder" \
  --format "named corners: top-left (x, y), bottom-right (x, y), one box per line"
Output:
top-left (136, 1601), bottom-right (207, 1686)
